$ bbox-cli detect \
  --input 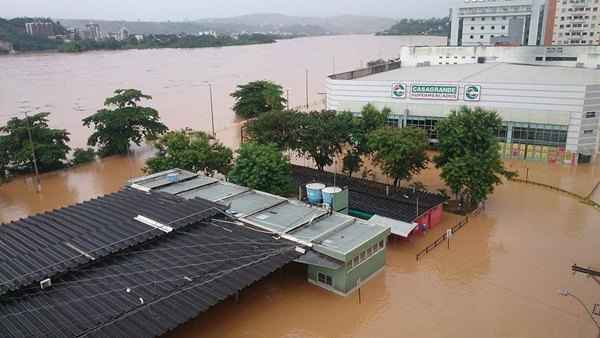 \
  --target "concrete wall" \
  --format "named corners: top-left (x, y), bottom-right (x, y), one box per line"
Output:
top-left (399, 46), bottom-right (600, 69)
